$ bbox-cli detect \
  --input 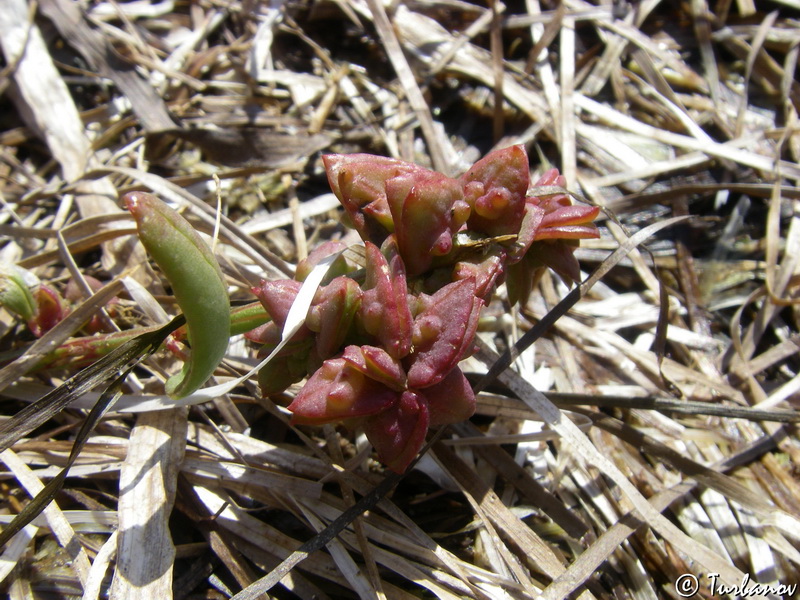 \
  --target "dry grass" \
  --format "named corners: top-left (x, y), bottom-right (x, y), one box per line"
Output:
top-left (1, 0), bottom-right (800, 598)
